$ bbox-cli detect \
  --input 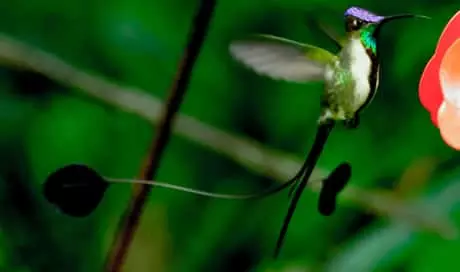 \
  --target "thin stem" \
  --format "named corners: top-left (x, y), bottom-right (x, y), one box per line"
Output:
top-left (104, 1), bottom-right (217, 271)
